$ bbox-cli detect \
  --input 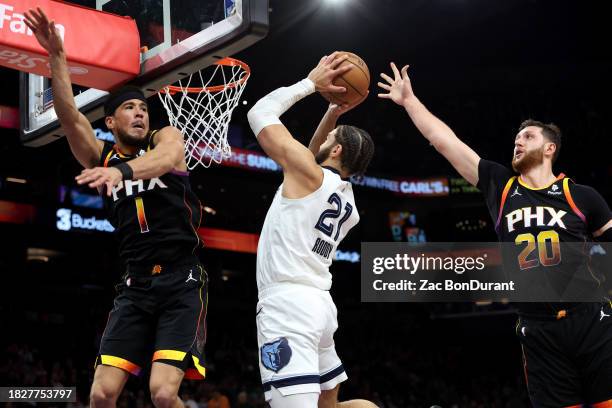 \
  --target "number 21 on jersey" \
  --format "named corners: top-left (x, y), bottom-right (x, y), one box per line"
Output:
top-left (315, 193), bottom-right (353, 241)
